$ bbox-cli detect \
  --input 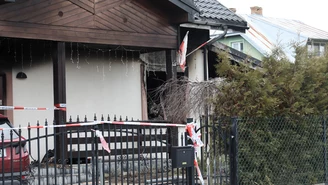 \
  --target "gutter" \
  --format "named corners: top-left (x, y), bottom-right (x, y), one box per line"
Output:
top-left (186, 25), bottom-right (228, 57)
